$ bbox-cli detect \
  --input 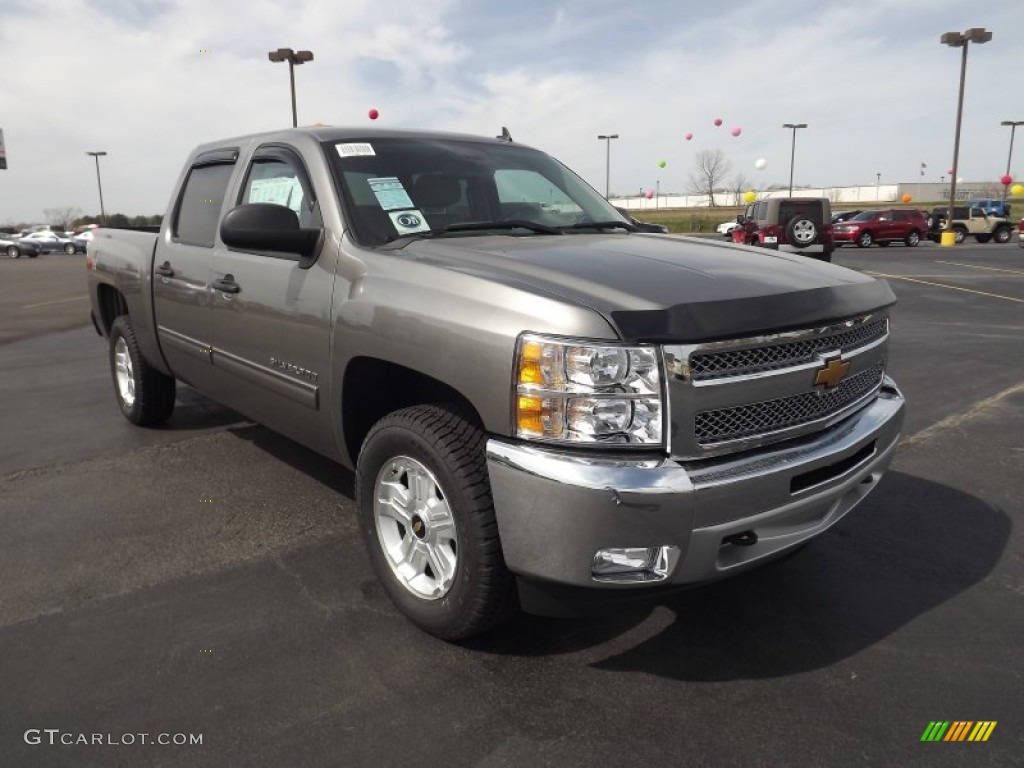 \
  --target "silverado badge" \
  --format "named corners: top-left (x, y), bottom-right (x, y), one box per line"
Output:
top-left (814, 357), bottom-right (851, 389)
